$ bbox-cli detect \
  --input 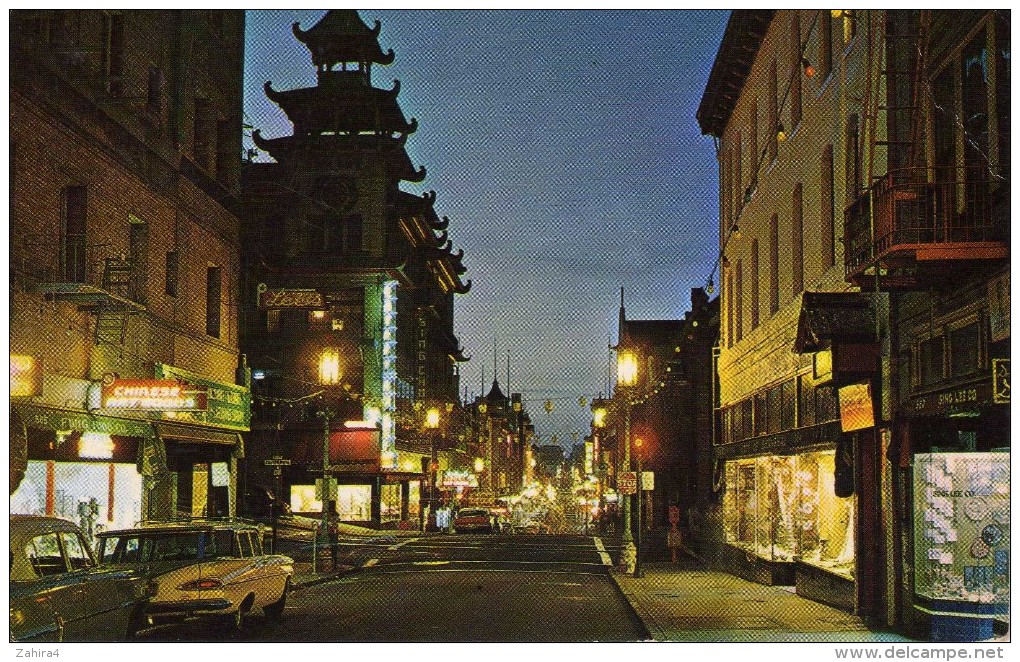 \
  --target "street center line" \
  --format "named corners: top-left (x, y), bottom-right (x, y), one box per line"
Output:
top-left (363, 558), bottom-right (379, 567)
top-left (593, 537), bottom-right (612, 565)
top-left (387, 538), bottom-right (418, 551)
